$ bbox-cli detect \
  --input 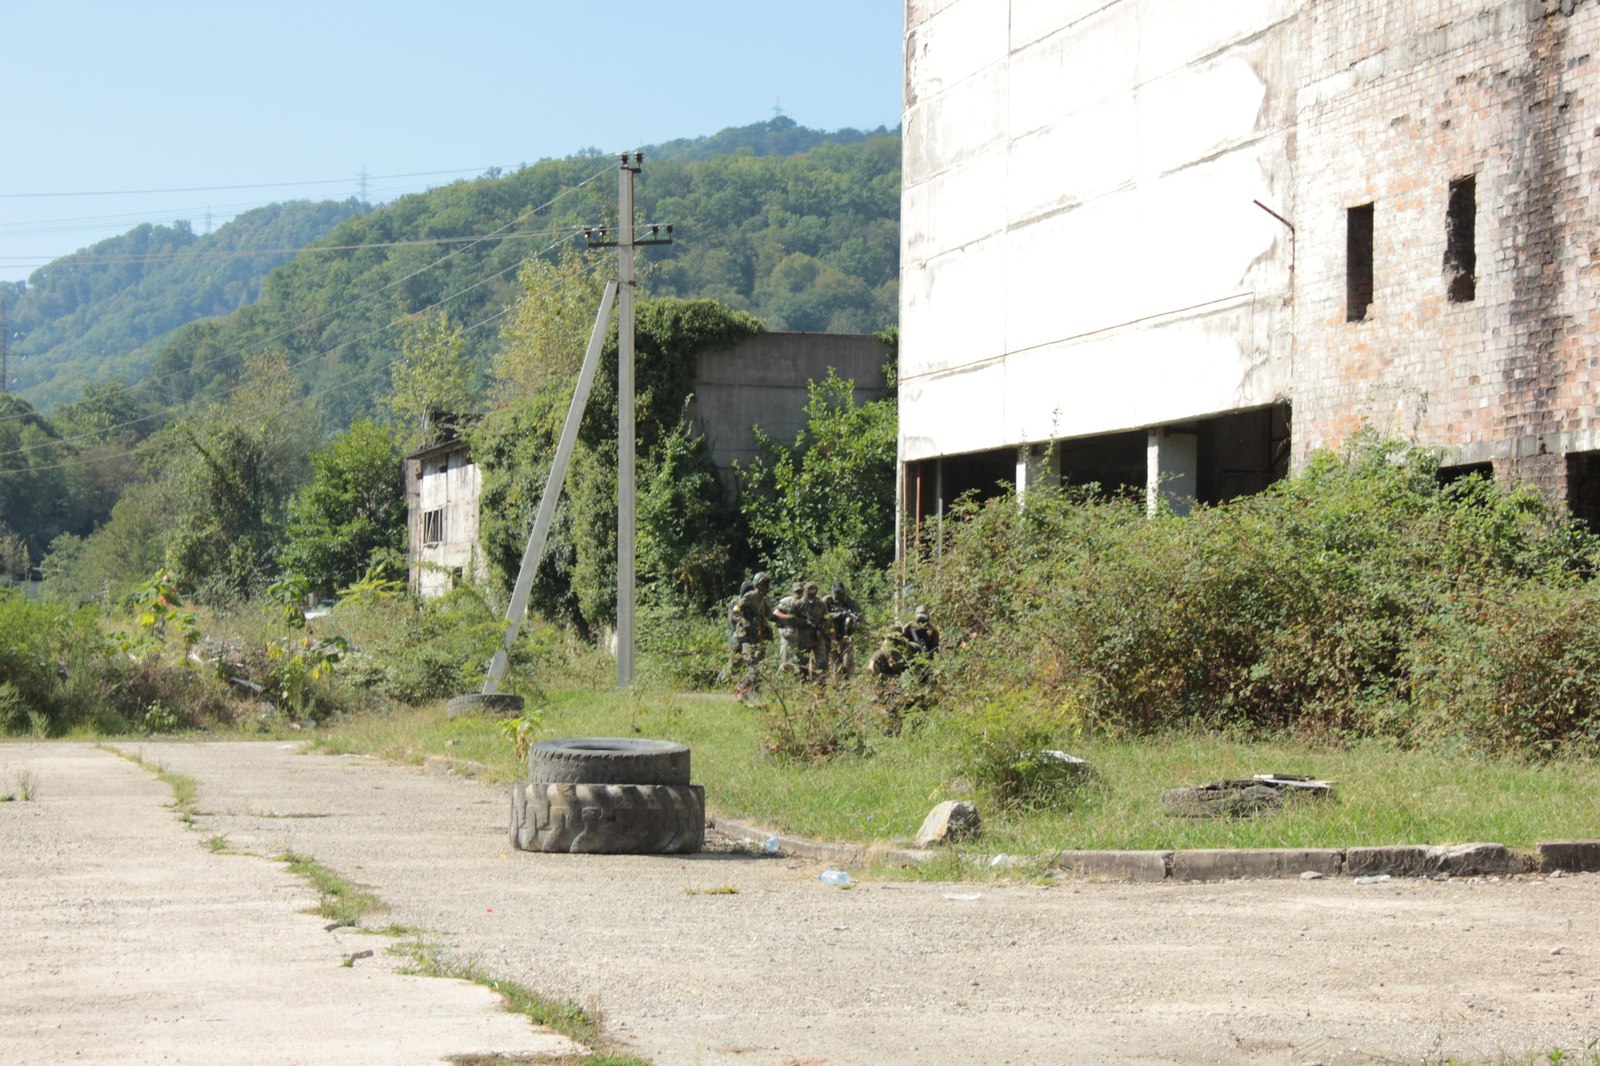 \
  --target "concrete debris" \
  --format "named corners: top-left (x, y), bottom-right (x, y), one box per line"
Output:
top-left (914, 800), bottom-right (982, 848)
